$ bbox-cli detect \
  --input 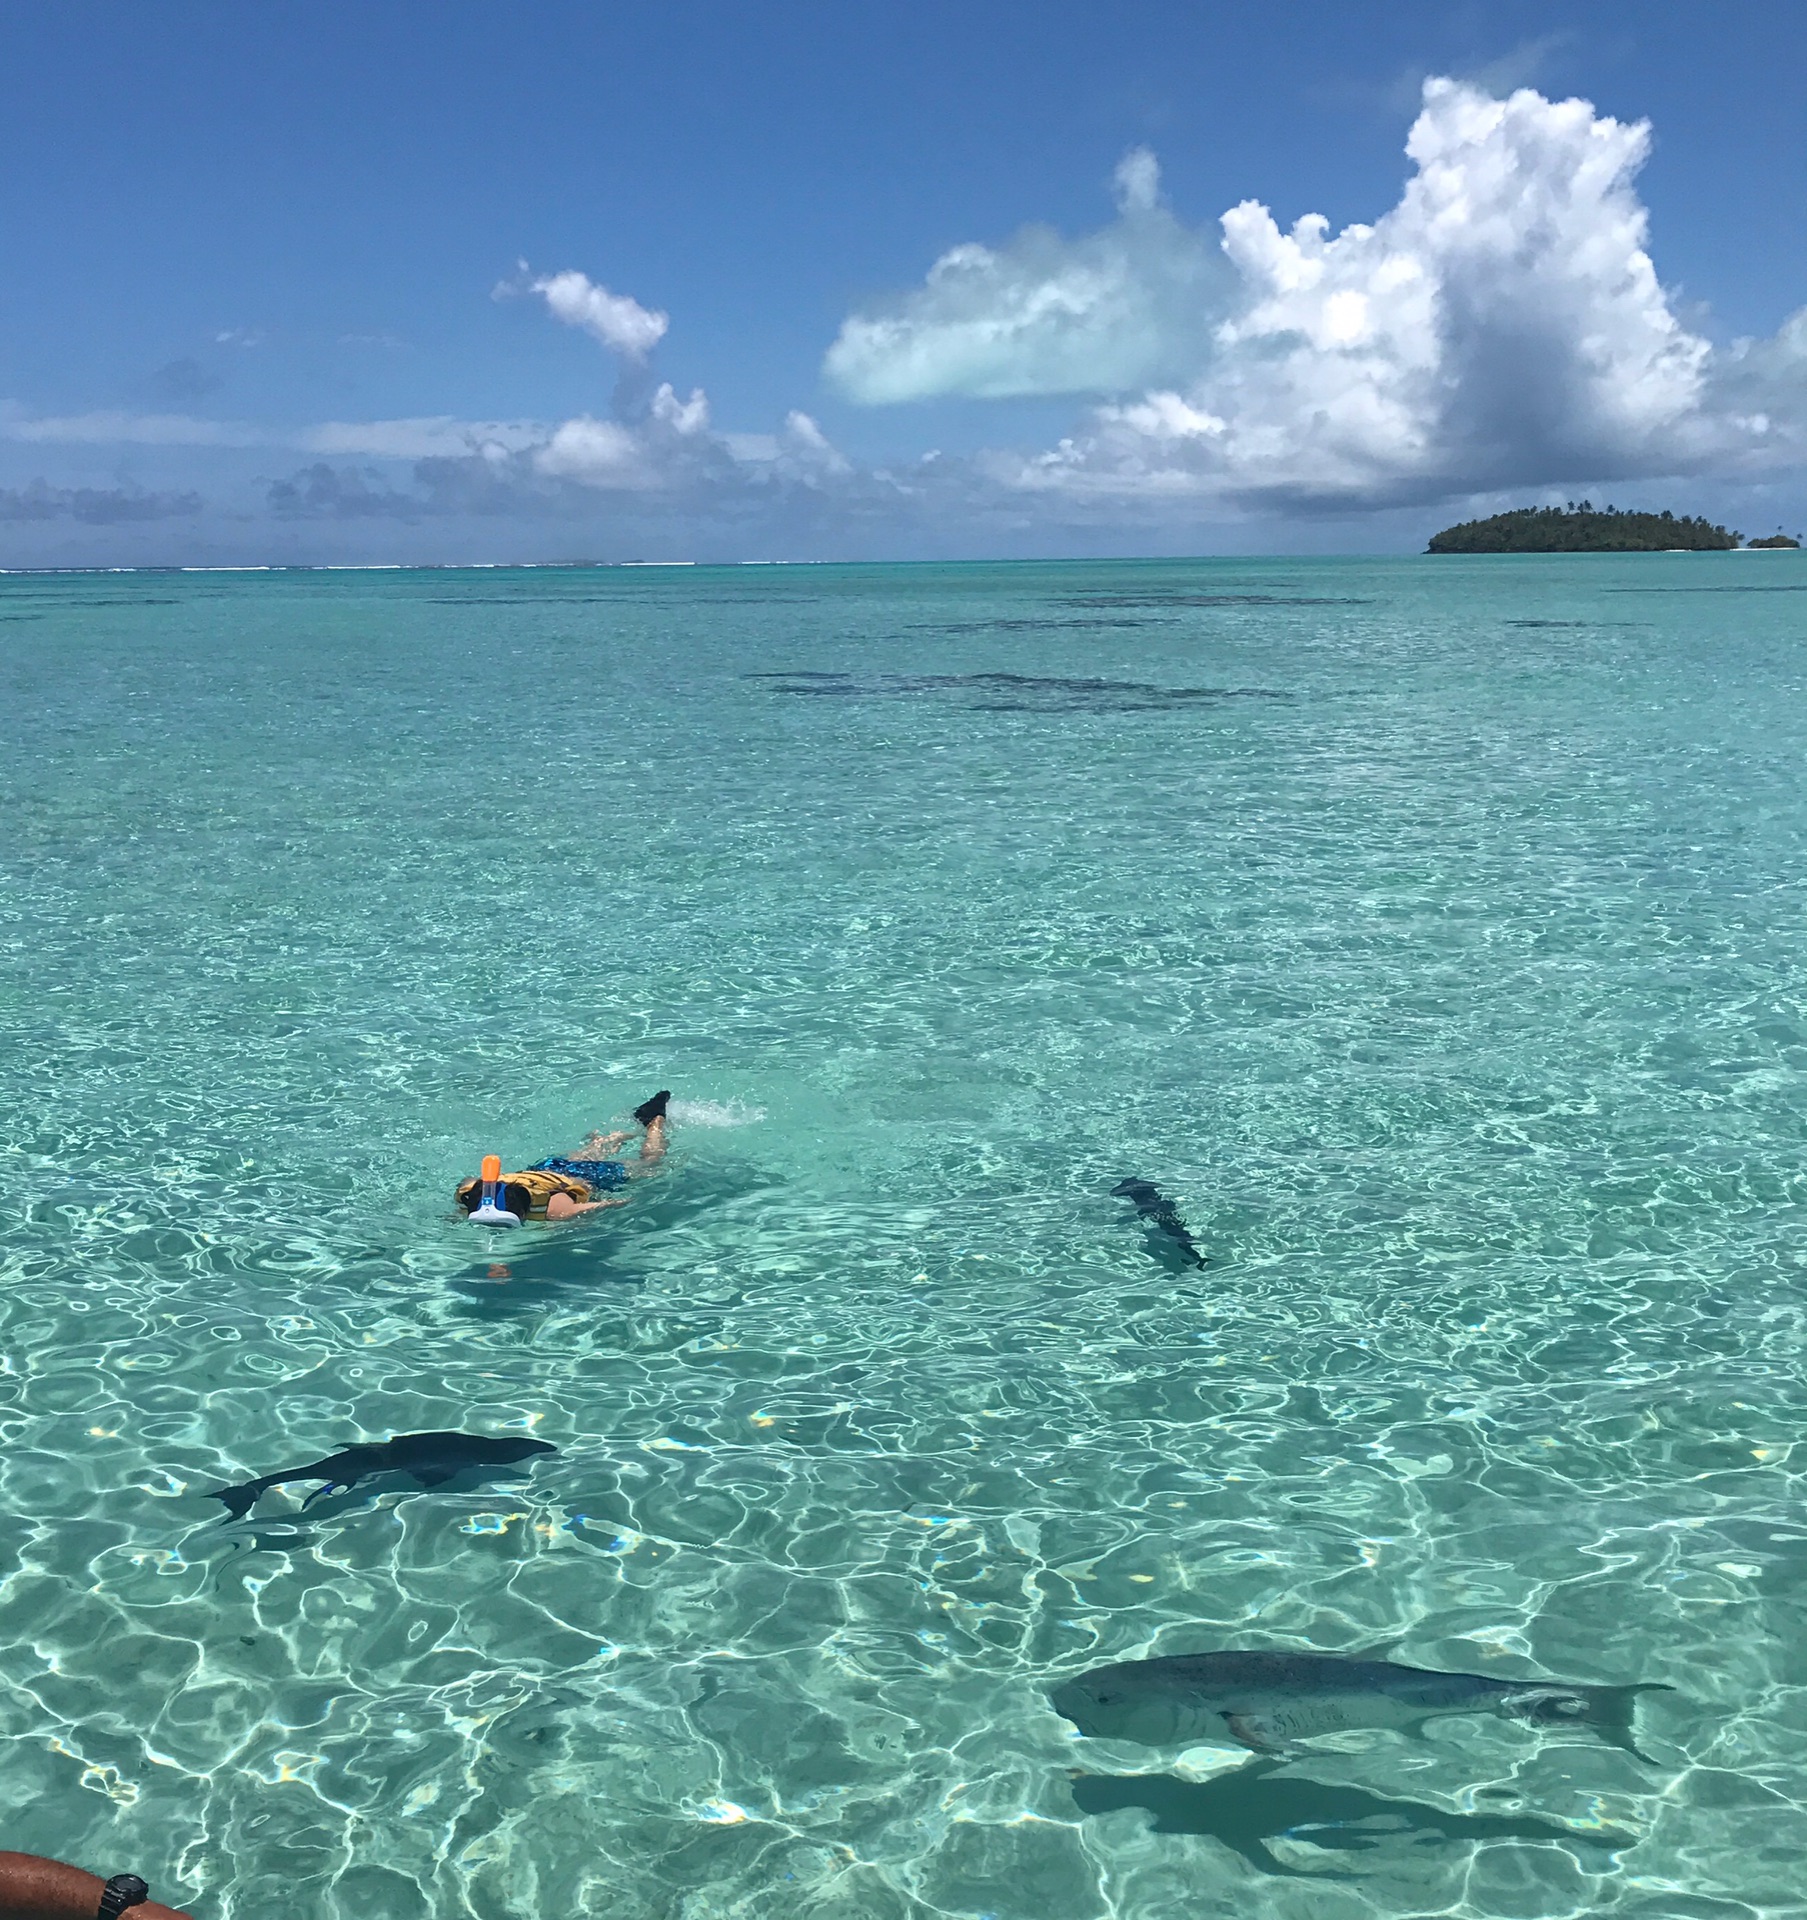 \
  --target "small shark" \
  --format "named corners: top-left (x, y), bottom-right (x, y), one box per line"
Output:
top-left (207, 1431), bottom-right (557, 1521)
top-left (1111, 1177), bottom-right (1206, 1269)
top-left (1051, 1650), bottom-right (1669, 1759)
top-left (1070, 1762), bottom-right (1637, 1878)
